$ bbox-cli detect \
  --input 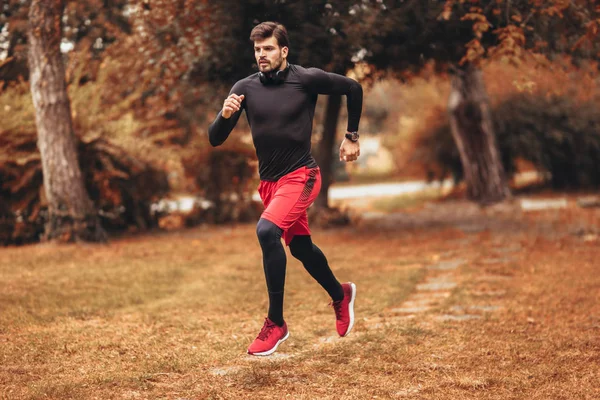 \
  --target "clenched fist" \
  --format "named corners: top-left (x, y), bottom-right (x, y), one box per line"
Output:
top-left (222, 94), bottom-right (245, 119)
top-left (340, 138), bottom-right (360, 162)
